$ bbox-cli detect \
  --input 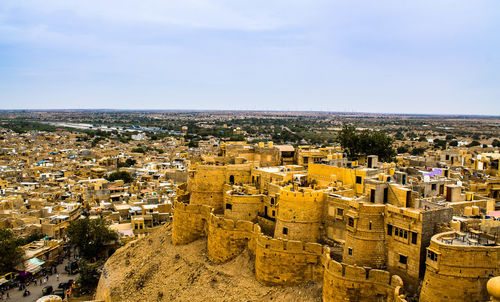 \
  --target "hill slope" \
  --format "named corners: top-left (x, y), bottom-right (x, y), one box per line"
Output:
top-left (95, 224), bottom-right (322, 302)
